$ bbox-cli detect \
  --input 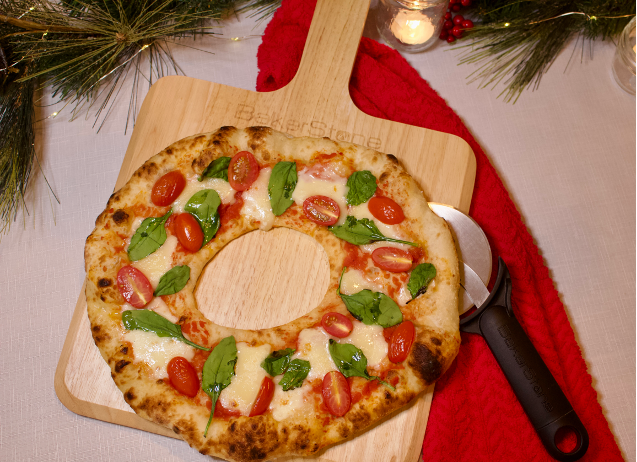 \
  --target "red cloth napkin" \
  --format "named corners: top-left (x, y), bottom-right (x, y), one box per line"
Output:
top-left (256, 1), bottom-right (625, 461)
